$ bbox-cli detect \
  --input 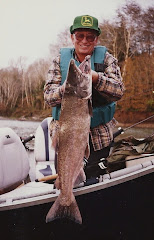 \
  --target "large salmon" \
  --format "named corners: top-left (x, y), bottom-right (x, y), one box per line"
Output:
top-left (46, 55), bottom-right (92, 224)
